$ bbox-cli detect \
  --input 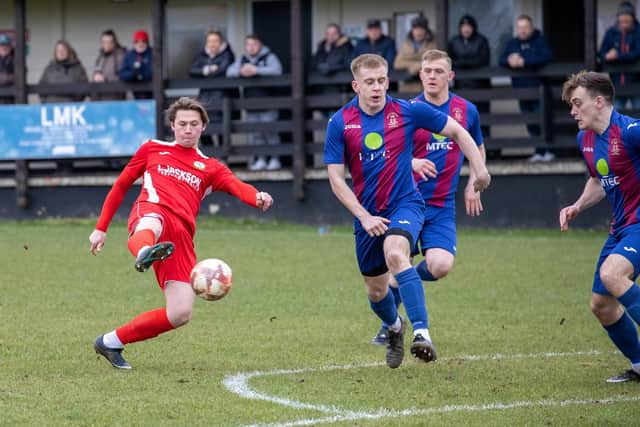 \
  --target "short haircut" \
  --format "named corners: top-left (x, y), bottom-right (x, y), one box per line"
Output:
top-left (516, 14), bottom-right (533, 25)
top-left (421, 49), bottom-right (452, 68)
top-left (350, 54), bottom-right (388, 78)
top-left (327, 23), bottom-right (341, 33)
top-left (245, 34), bottom-right (261, 43)
top-left (166, 97), bottom-right (209, 125)
top-left (206, 30), bottom-right (224, 41)
top-left (562, 70), bottom-right (614, 105)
